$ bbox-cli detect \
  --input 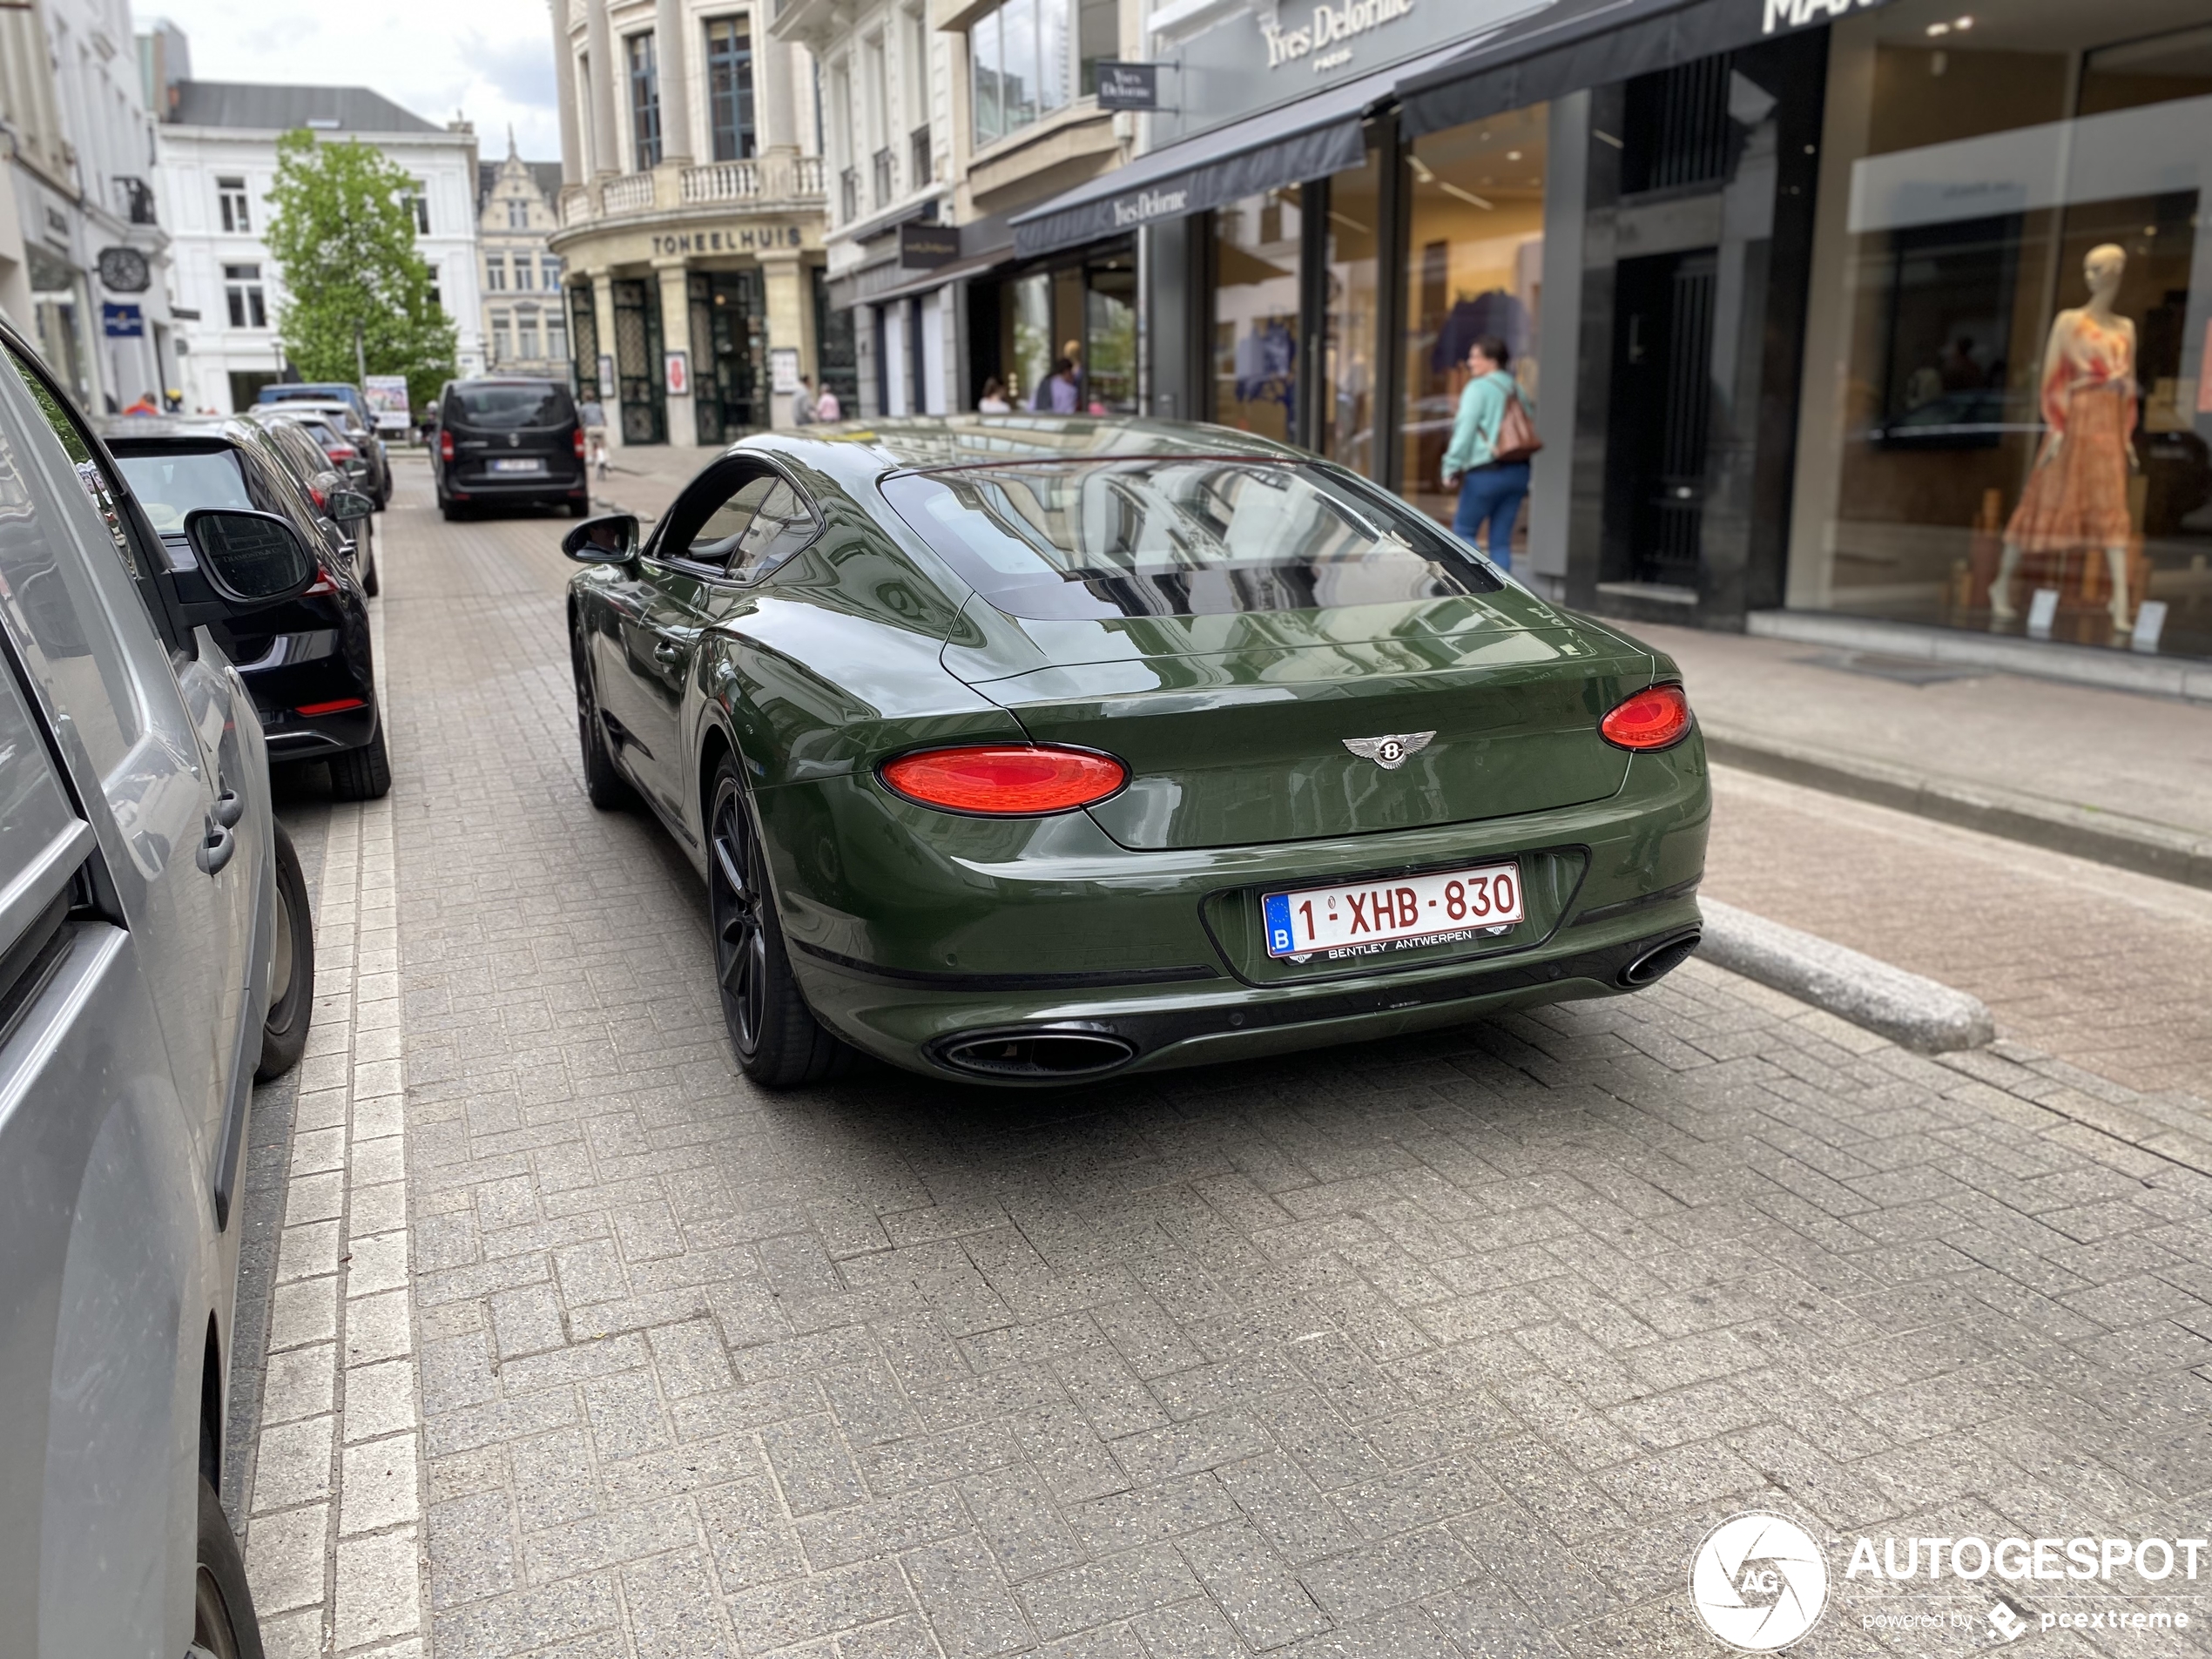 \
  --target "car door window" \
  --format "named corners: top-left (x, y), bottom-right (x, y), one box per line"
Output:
top-left (731, 481), bottom-right (814, 578)
top-left (682, 475), bottom-right (775, 571)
